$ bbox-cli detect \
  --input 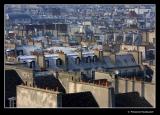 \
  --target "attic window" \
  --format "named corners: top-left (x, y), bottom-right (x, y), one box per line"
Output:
top-left (56, 58), bottom-right (62, 66)
top-left (93, 55), bottom-right (97, 62)
top-left (76, 57), bottom-right (80, 64)
top-left (45, 60), bottom-right (49, 68)
top-left (86, 56), bottom-right (91, 63)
